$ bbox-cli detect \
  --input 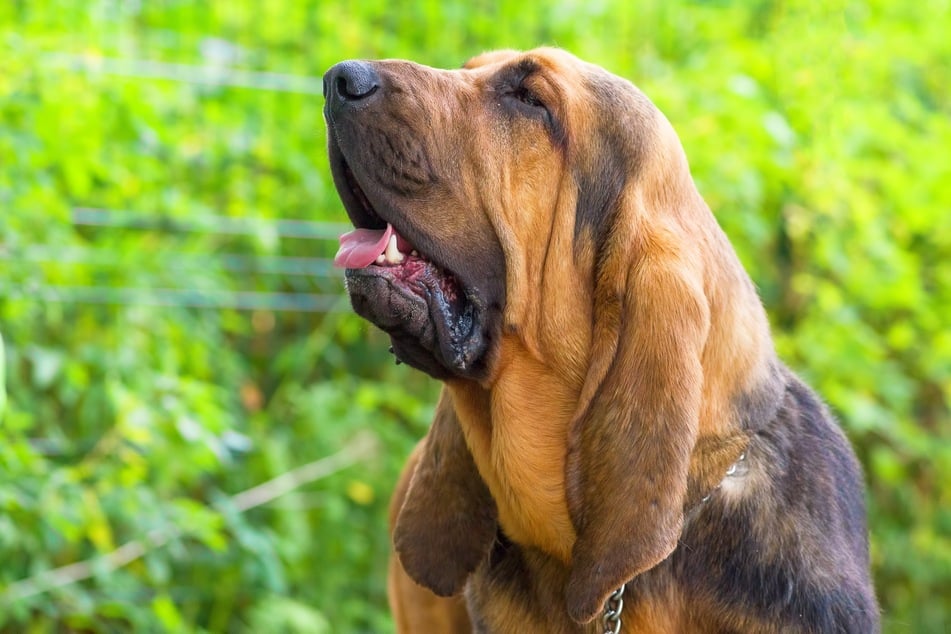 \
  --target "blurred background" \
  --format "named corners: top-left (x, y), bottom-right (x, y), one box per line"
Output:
top-left (0, 1), bottom-right (948, 632)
